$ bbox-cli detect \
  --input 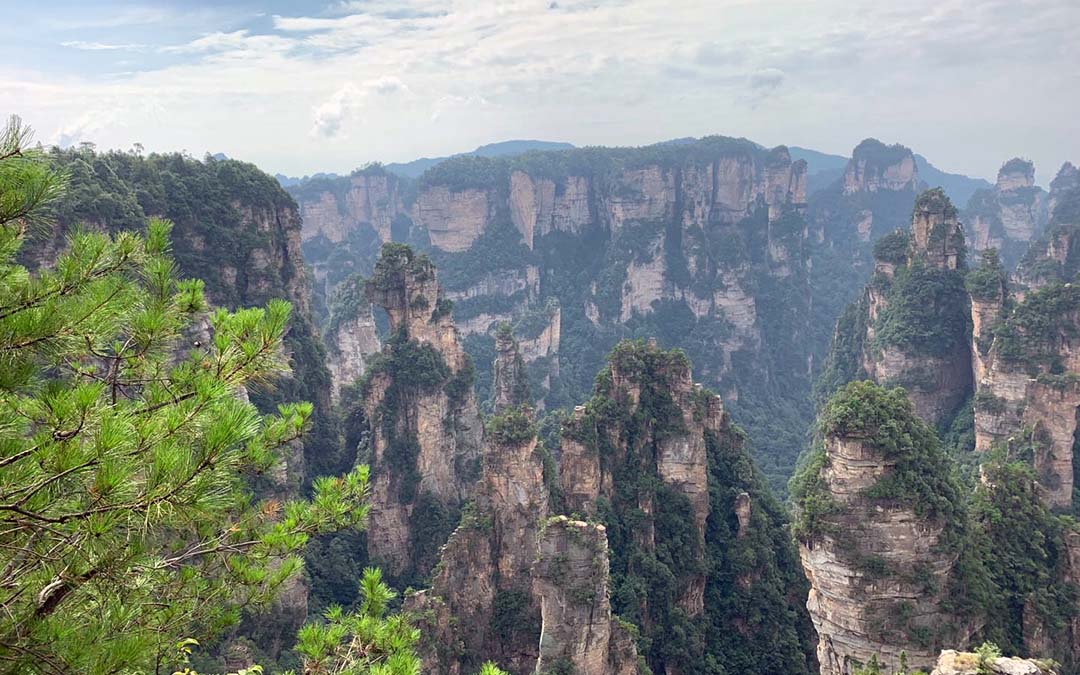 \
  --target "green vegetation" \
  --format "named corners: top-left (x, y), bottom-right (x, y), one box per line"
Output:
top-left (818, 382), bottom-right (962, 522)
top-left (993, 281), bottom-right (1080, 372)
top-left (870, 260), bottom-right (971, 358)
top-left (965, 249), bottom-right (1007, 302)
top-left (563, 341), bottom-right (814, 675)
top-left (486, 405), bottom-right (537, 445)
top-left (872, 229), bottom-right (910, 265)
top-left (971, 456), bottom-right (1079, 666)
top-left (0, 118), bottom-right (370, 673)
